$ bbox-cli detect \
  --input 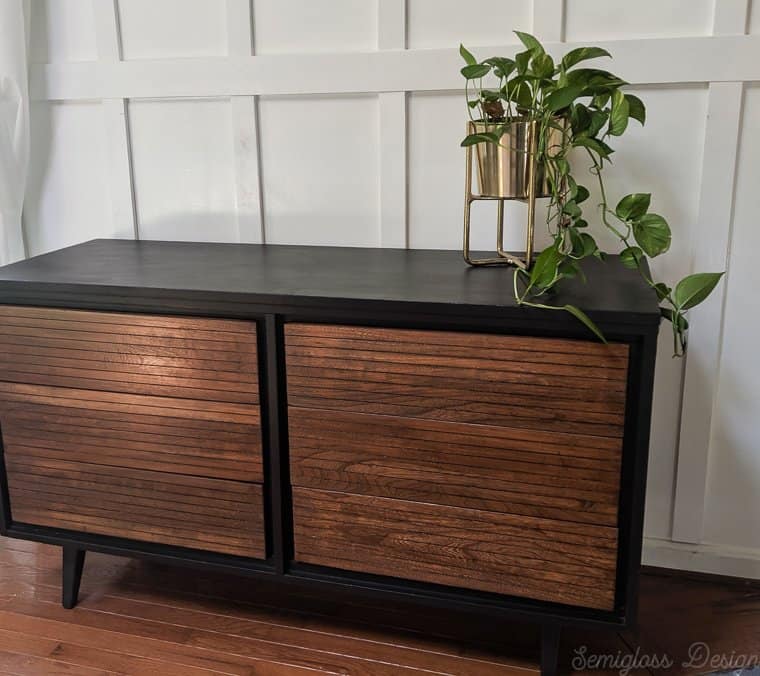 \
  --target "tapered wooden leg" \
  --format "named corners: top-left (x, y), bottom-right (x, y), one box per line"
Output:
top-left (62, 546), bottom-right (85, 609)
top-left (541, 623), bottom-right (561, 676)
